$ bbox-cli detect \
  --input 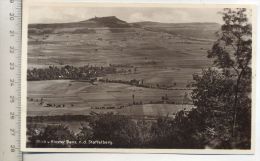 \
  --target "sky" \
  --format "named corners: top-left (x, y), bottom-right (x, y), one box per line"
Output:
top-left (28, 6), bottom-right (226, 24)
